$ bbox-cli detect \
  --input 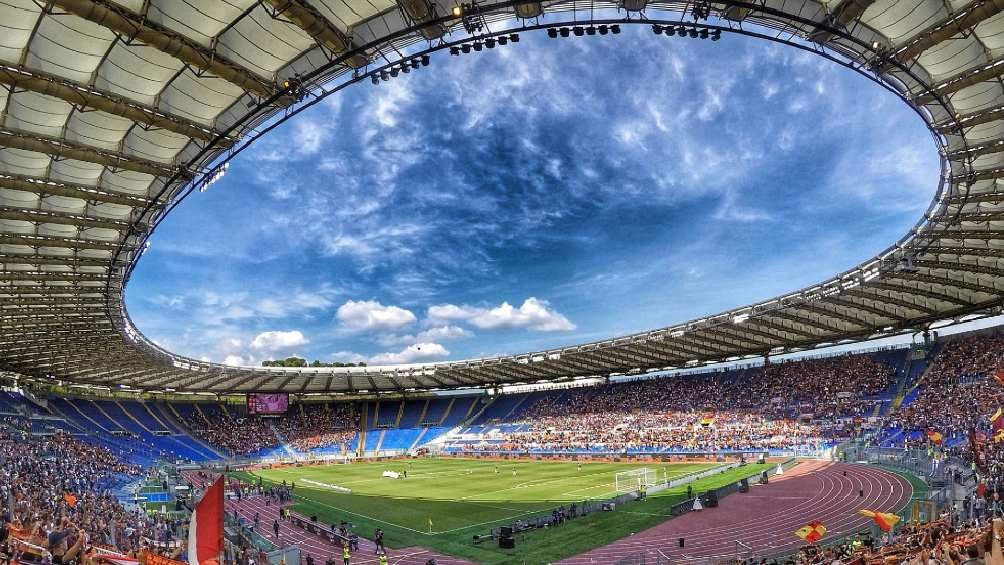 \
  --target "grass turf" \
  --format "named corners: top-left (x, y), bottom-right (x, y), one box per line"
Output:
top-left (233, 458), bottom-right (771, 564)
